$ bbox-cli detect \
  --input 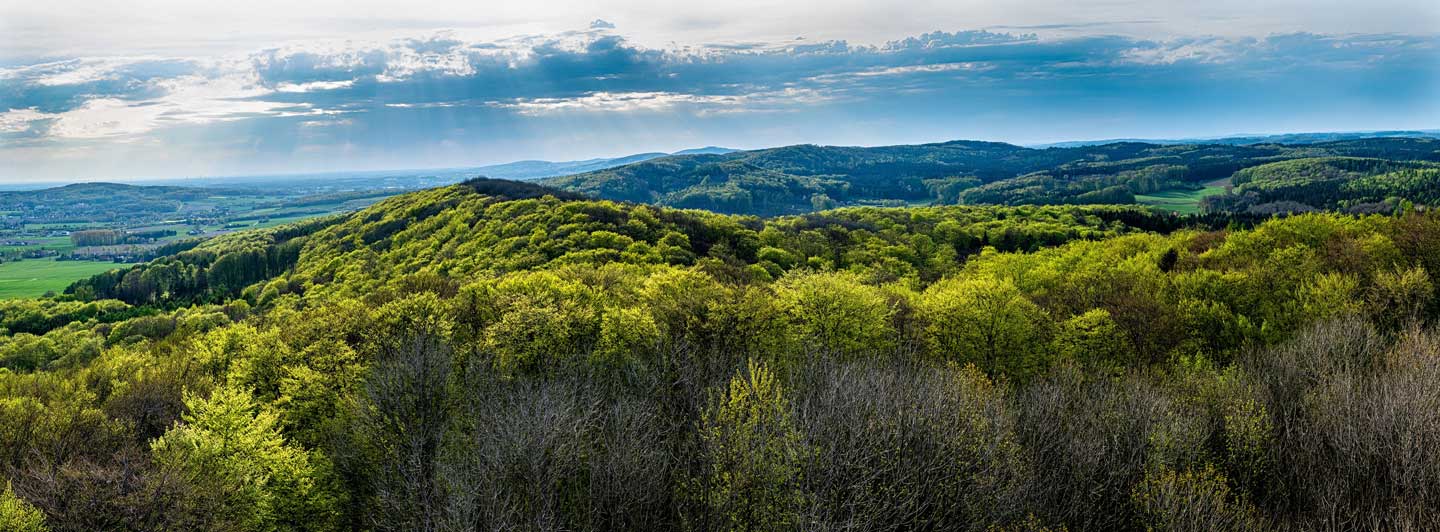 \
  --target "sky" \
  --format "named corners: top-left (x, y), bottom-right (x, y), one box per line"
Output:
top-left (1, 0), bottom-right (1438, 183)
